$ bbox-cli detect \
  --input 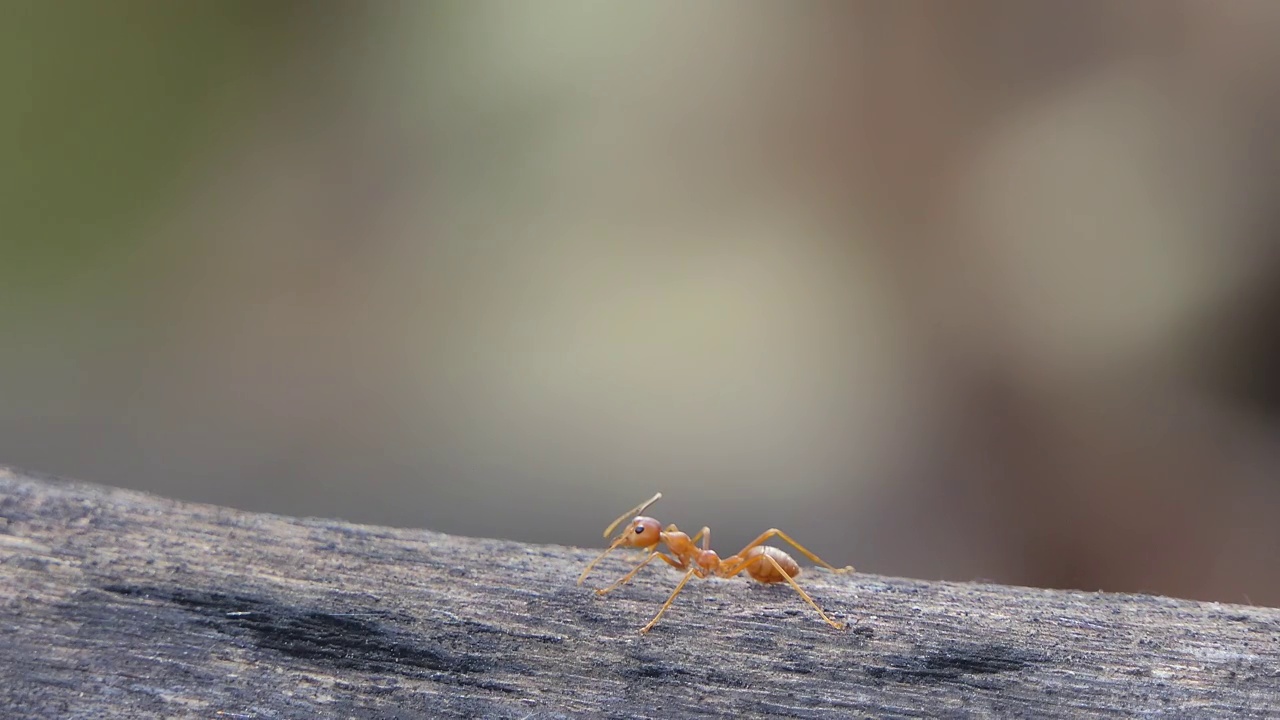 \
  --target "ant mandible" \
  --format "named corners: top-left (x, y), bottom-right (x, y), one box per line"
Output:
top-left (577, 492), bottom-right (854, 633)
